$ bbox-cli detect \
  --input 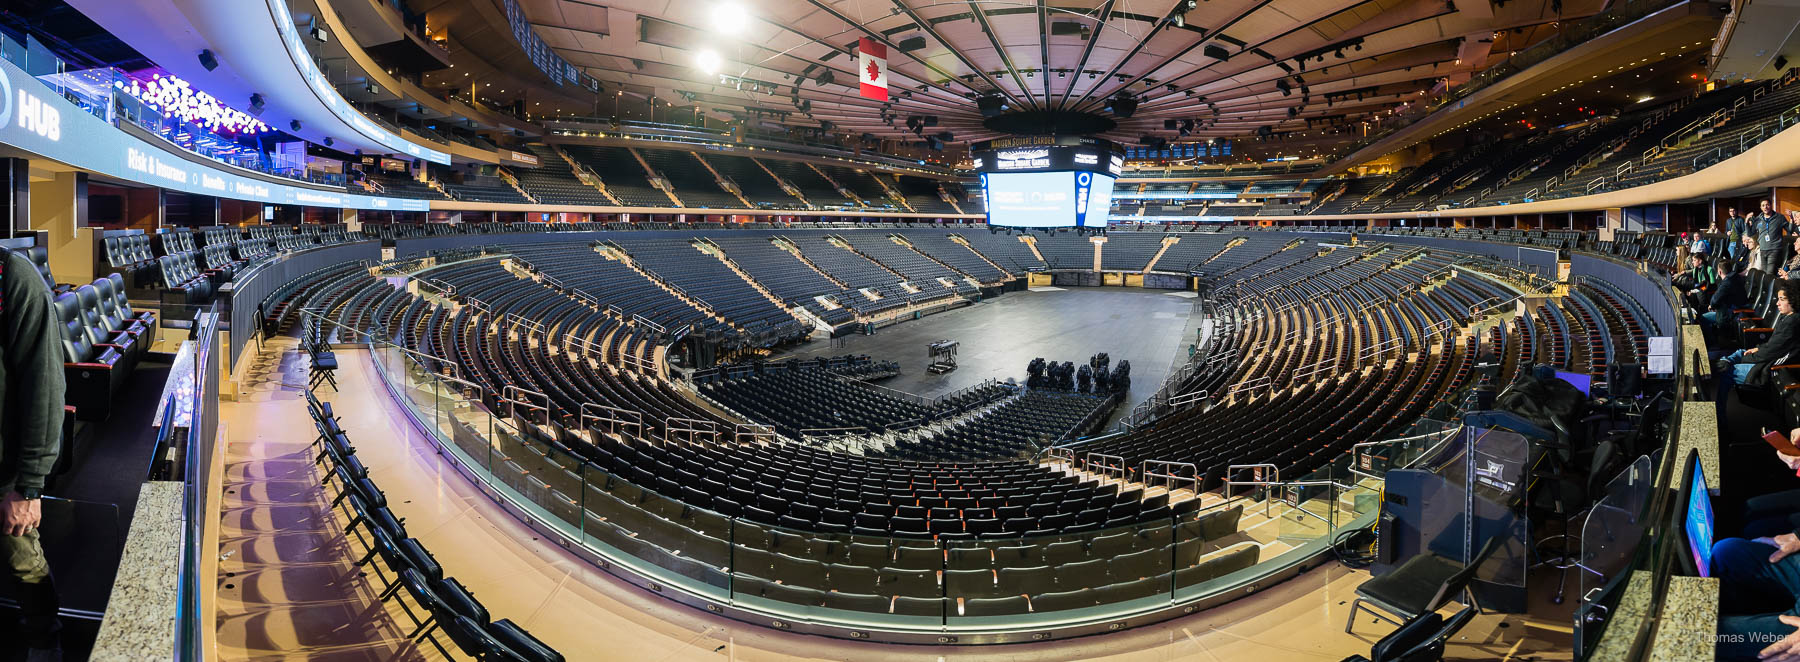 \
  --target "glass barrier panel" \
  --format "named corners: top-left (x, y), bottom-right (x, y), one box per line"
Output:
top-left (1274, 458), bottom-right (1339, 545)
top-left (941, 516), bottom-right (1179, 629)
top-left (1172, 494), bottom-right (1263, 592)
top-left (579, 465), bottom-right (731, 598)
top-left (726, 518), bottom-right (948, 627)
top-left (1466, 426), bottom-right (1532, 614)
top-left (1579, 455), bottom-right (1656, 608)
